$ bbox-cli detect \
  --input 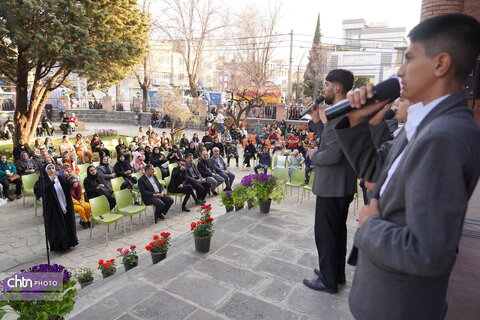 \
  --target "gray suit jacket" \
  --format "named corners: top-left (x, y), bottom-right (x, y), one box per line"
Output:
top-left (335, 90), bottom-right (480, 320)
top-left (310, 117), bottom-right (357, 197)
